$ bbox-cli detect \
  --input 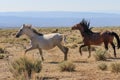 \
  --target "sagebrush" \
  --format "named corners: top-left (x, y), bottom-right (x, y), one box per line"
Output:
top-left (10, 56), bottom-right (42, 80)
top-left (59, 61), bottom-right (75, 72)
